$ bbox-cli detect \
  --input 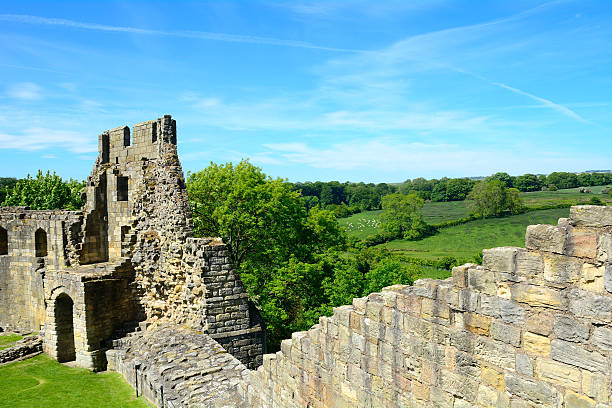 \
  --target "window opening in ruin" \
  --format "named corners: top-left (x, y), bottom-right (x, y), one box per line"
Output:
top-left (35, 228), bottom-right (47, 257)
top-left (116, 157), bottom-right (119, 164)
top-left (0, 227), bottom-right (7, 255)
top-left (55, 293), bottom-right (76, 362)
top-left (117, 176), bottom-right (128, 201)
